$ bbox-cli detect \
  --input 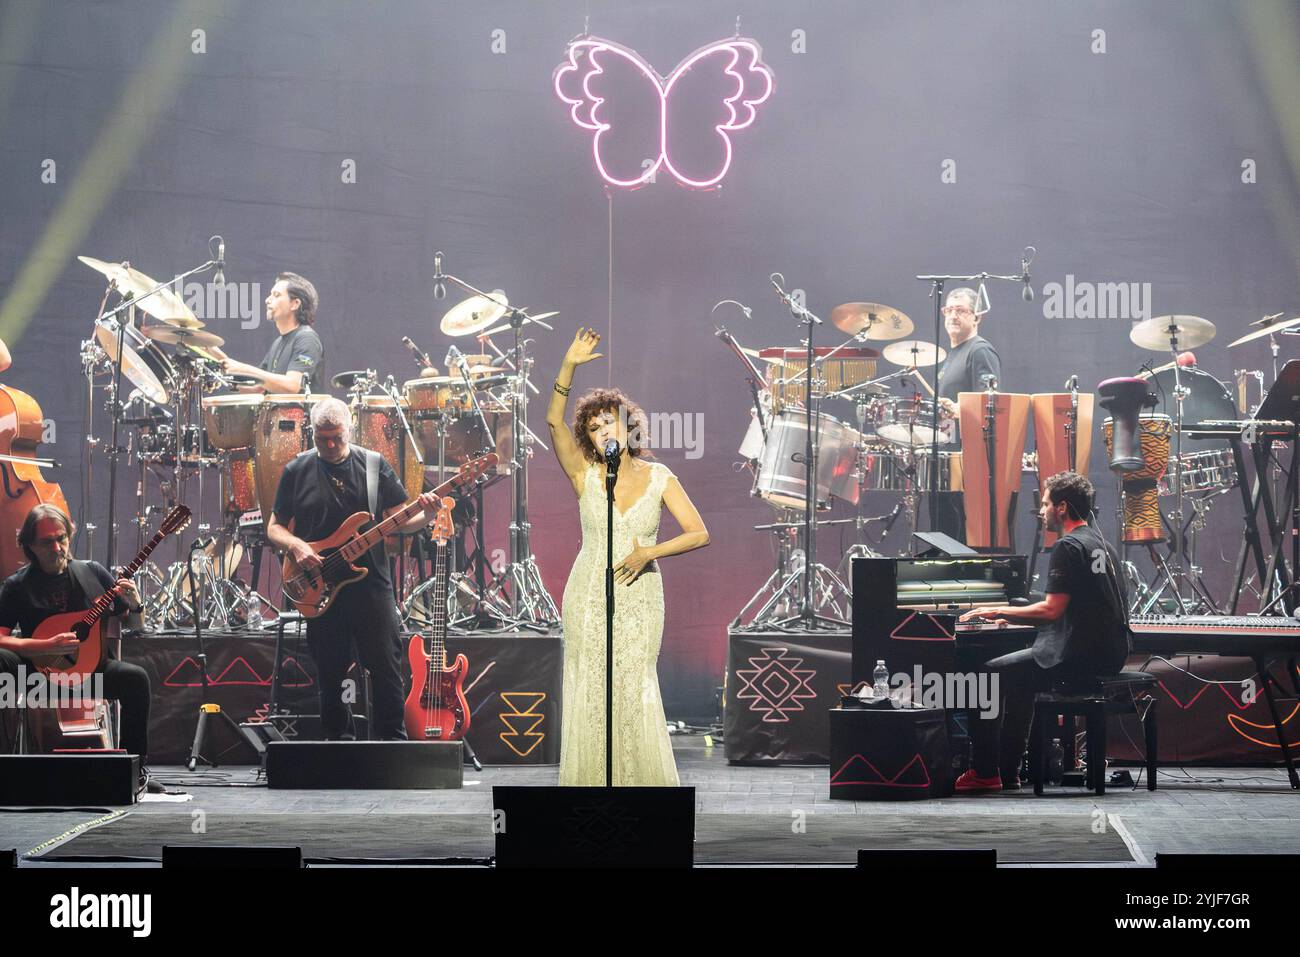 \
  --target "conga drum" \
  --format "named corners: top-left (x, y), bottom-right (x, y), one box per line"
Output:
top-left (253, 394), bottom-right (328, 518)
top-left (352, 395), bottom-right (424, 498)
top-left (1102, 413), bottom-right (1171, 543)
top-left (221, 446), bottom-right (259, 516)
